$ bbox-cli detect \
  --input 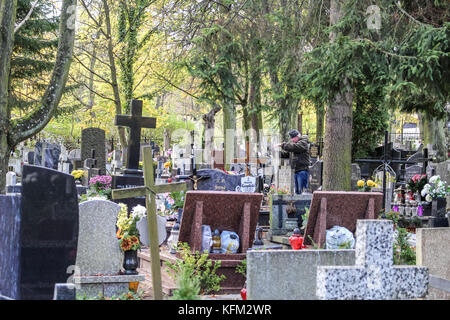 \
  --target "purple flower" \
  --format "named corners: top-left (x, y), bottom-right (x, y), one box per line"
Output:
top-left (392, 205), bottom-right (399, 212)
top-left (89, 175), bottom-right (112, 190)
